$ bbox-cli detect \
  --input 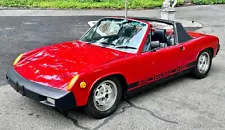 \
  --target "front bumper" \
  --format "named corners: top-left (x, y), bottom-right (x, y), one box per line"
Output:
top-left (6, 68), bottom-right (76, 110)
